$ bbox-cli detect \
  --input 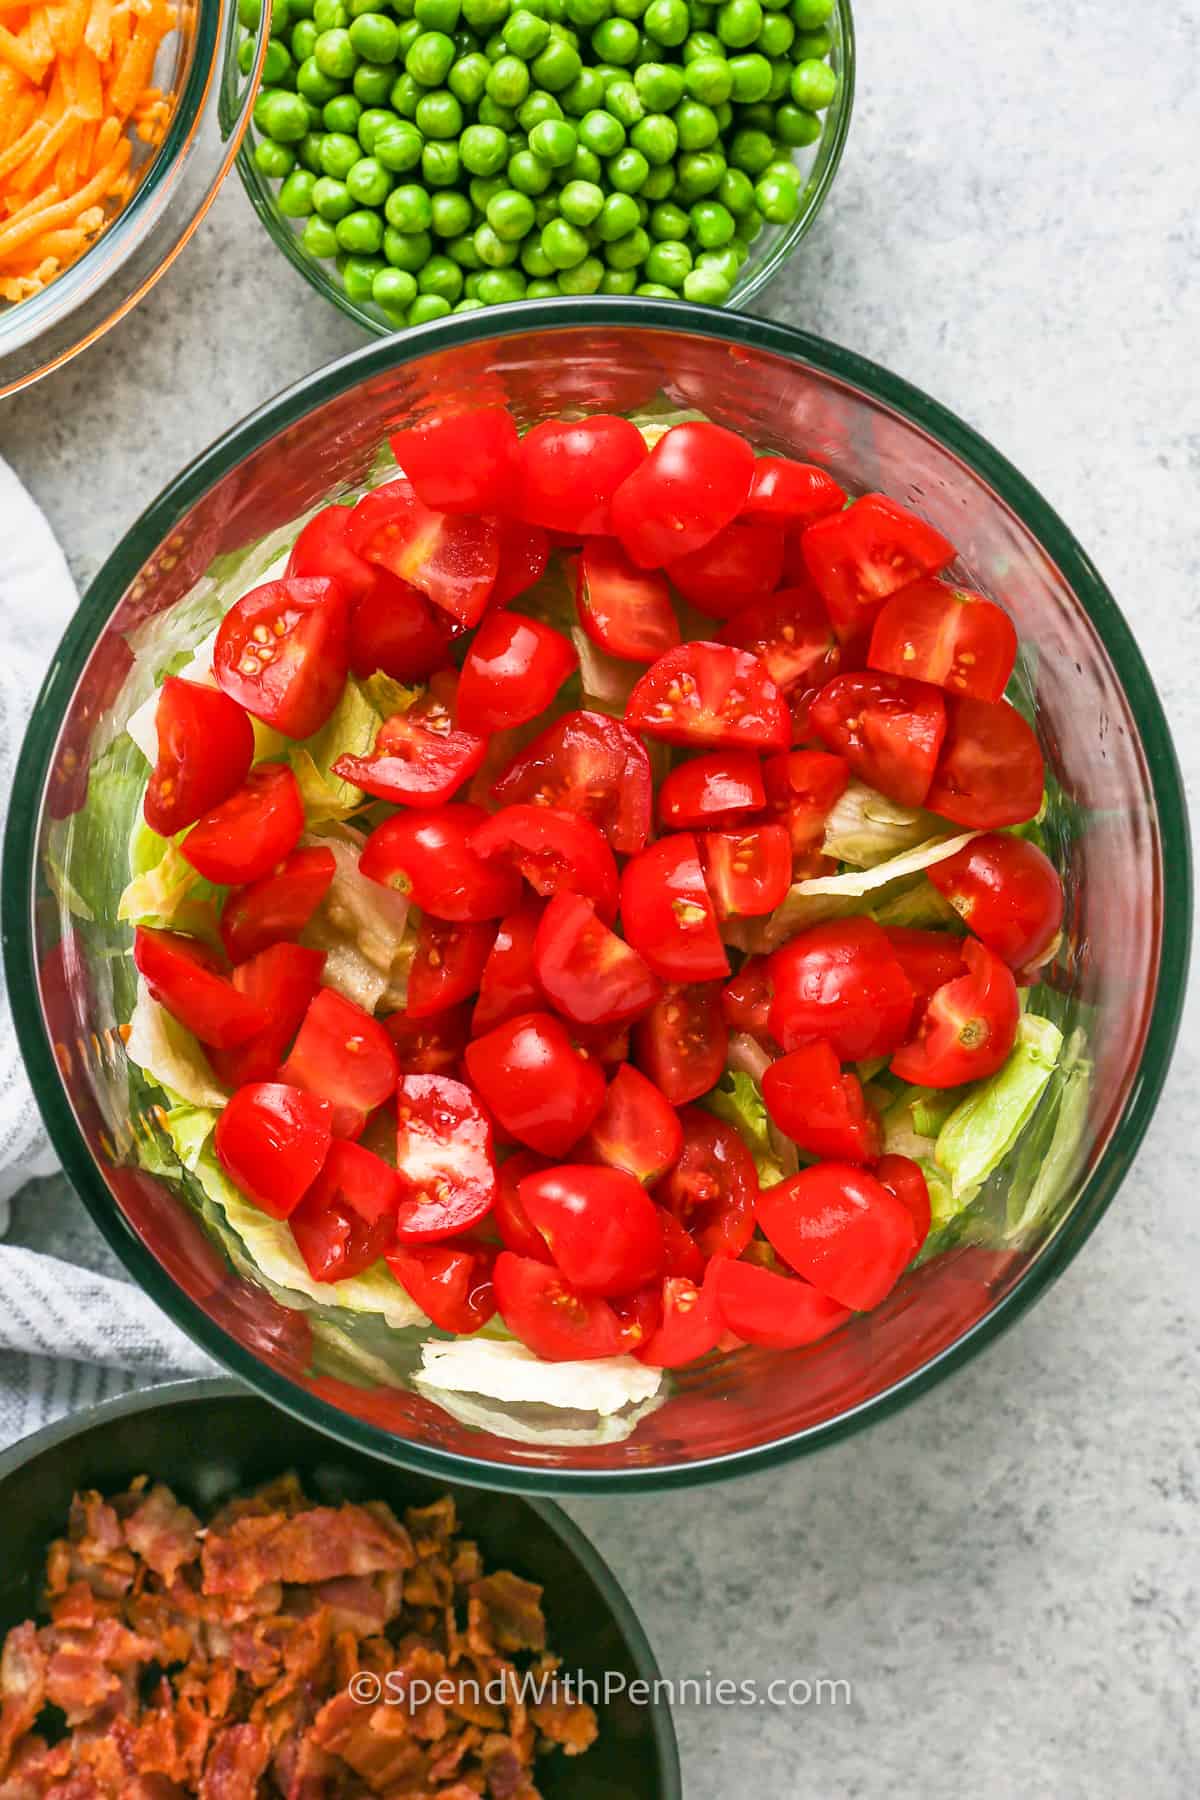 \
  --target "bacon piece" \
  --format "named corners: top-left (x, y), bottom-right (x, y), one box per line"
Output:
top-left (468, 1574), bottom-right (546, 1656)
top-left (122, 1487), bottom-right (201, 1587)
top-left (403, 1498), bottom-right (457, 1557)
top-left (0, 1734), bottom-right (73, 1800)
top-left (0, 1626), bottom-right (46, 1781)
top-left (48, 1496), bottom-right (135, 1602)
top-left (197, 1725), bottom-right (271, 1800)
top-left (201, 1508), bottom-right (414, 1601)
